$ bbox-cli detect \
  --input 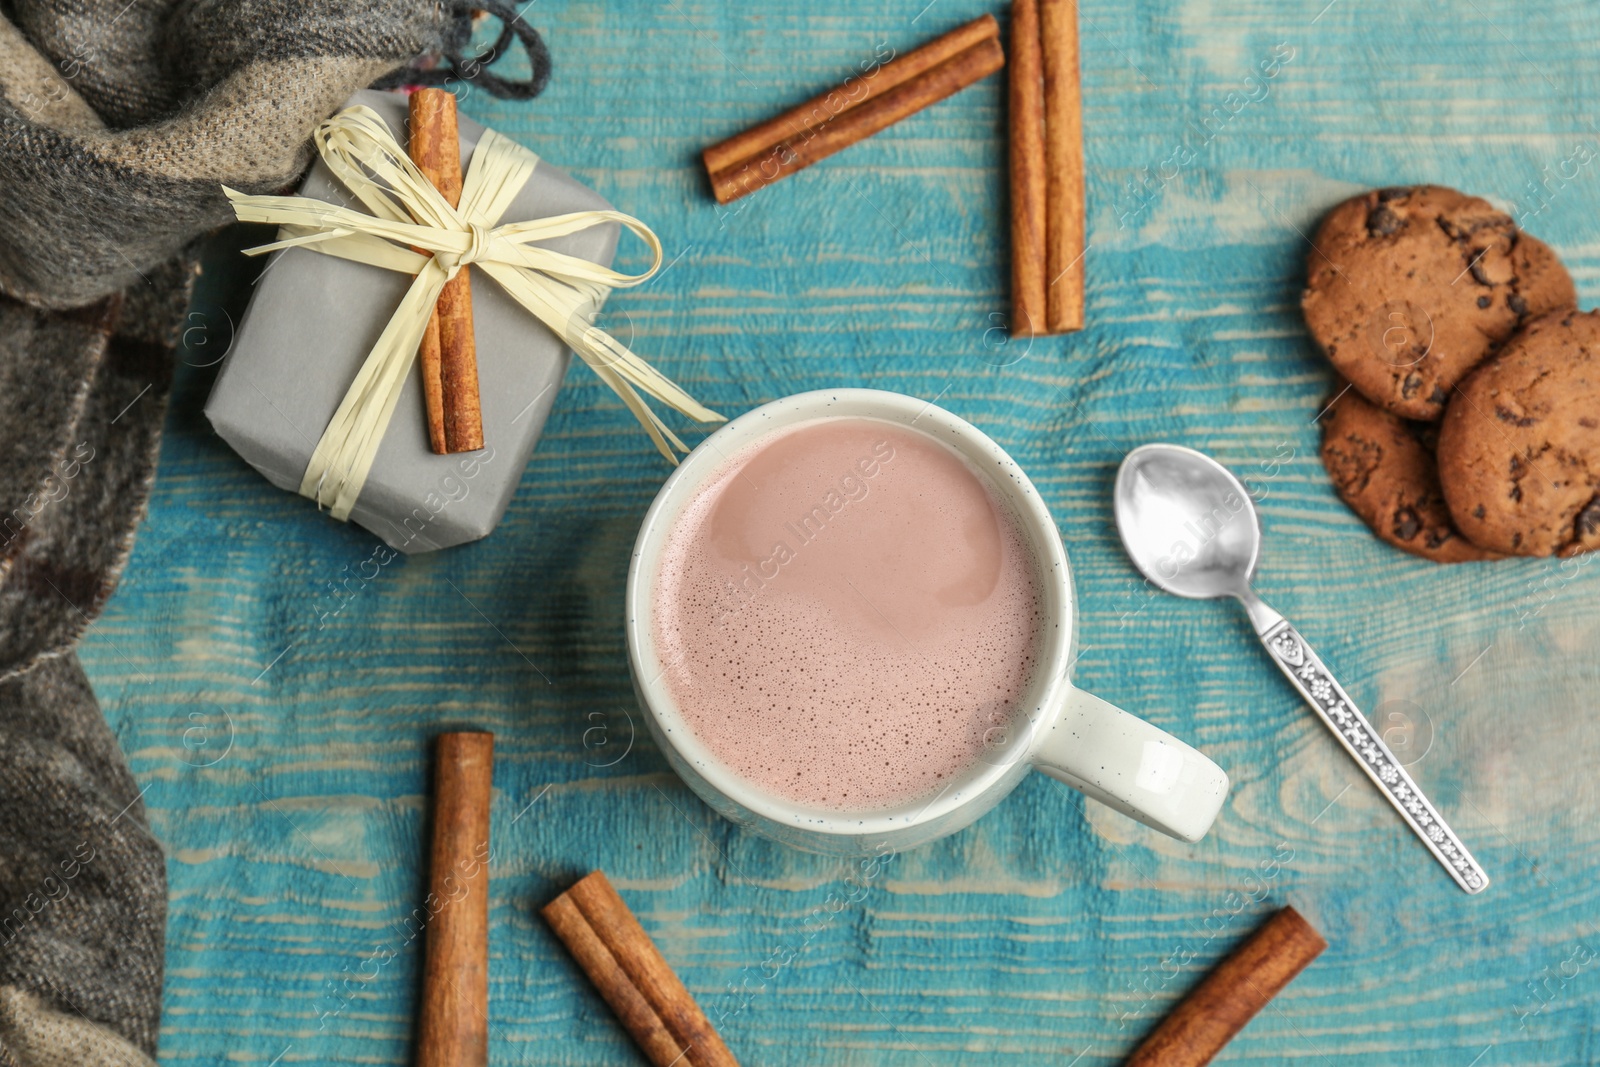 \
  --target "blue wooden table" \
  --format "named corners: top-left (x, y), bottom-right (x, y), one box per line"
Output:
top-left (83, 0), bottom-right (1600, 1062)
